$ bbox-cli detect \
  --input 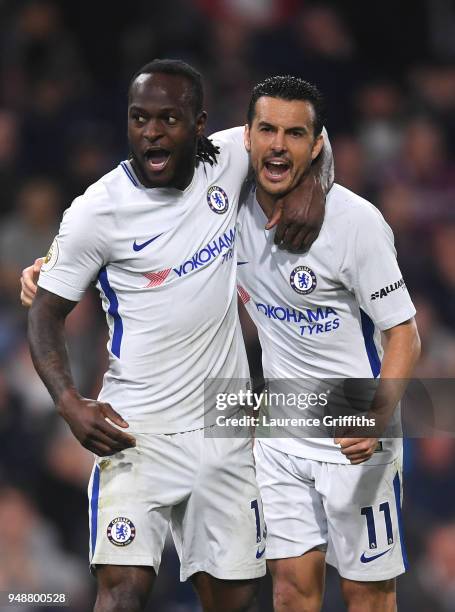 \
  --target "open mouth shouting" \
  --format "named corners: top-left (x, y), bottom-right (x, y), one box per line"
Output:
top-left (263, 157), bottom-right (291, 183)
top-left (144, 147), bottom-right (171, 173)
